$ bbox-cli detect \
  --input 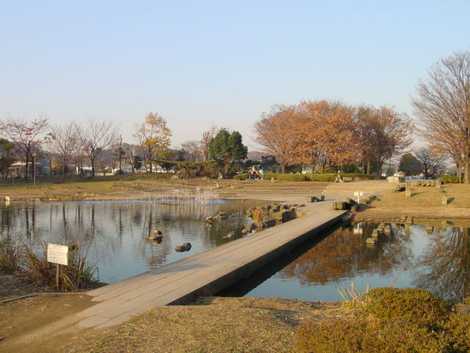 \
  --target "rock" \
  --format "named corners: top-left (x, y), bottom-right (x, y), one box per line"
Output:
top-left (298, 204), bottom-right (306, 208)
top-left (366, 237), bottom-right (377, 245)
top-left (175, 242), bottom-right (192, 252)
top-left (371, 229), bottom-right (379, 239)
top-left (281, 210), bottom-right (296, 223)
top-left (333, 201), bottom-right (348, 210)
top-left (262, 219), bottom-right (277, 229)
top-left (383, 224), bottom-right (393, 236)
top-left (272, 205), bottom-right (281, 212)
top-left (223, 232), bottom-right (234, 239)
top-left (247, 223), bottom-right (257, 233)
top-left (205, 216), bottom-right (216, 224)
top-left (0, 336), bottom-right (4, 342)
top-left (216, 212), bottom-right (228, 220)
top-left (441, 195), bottom-right (449, 206)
